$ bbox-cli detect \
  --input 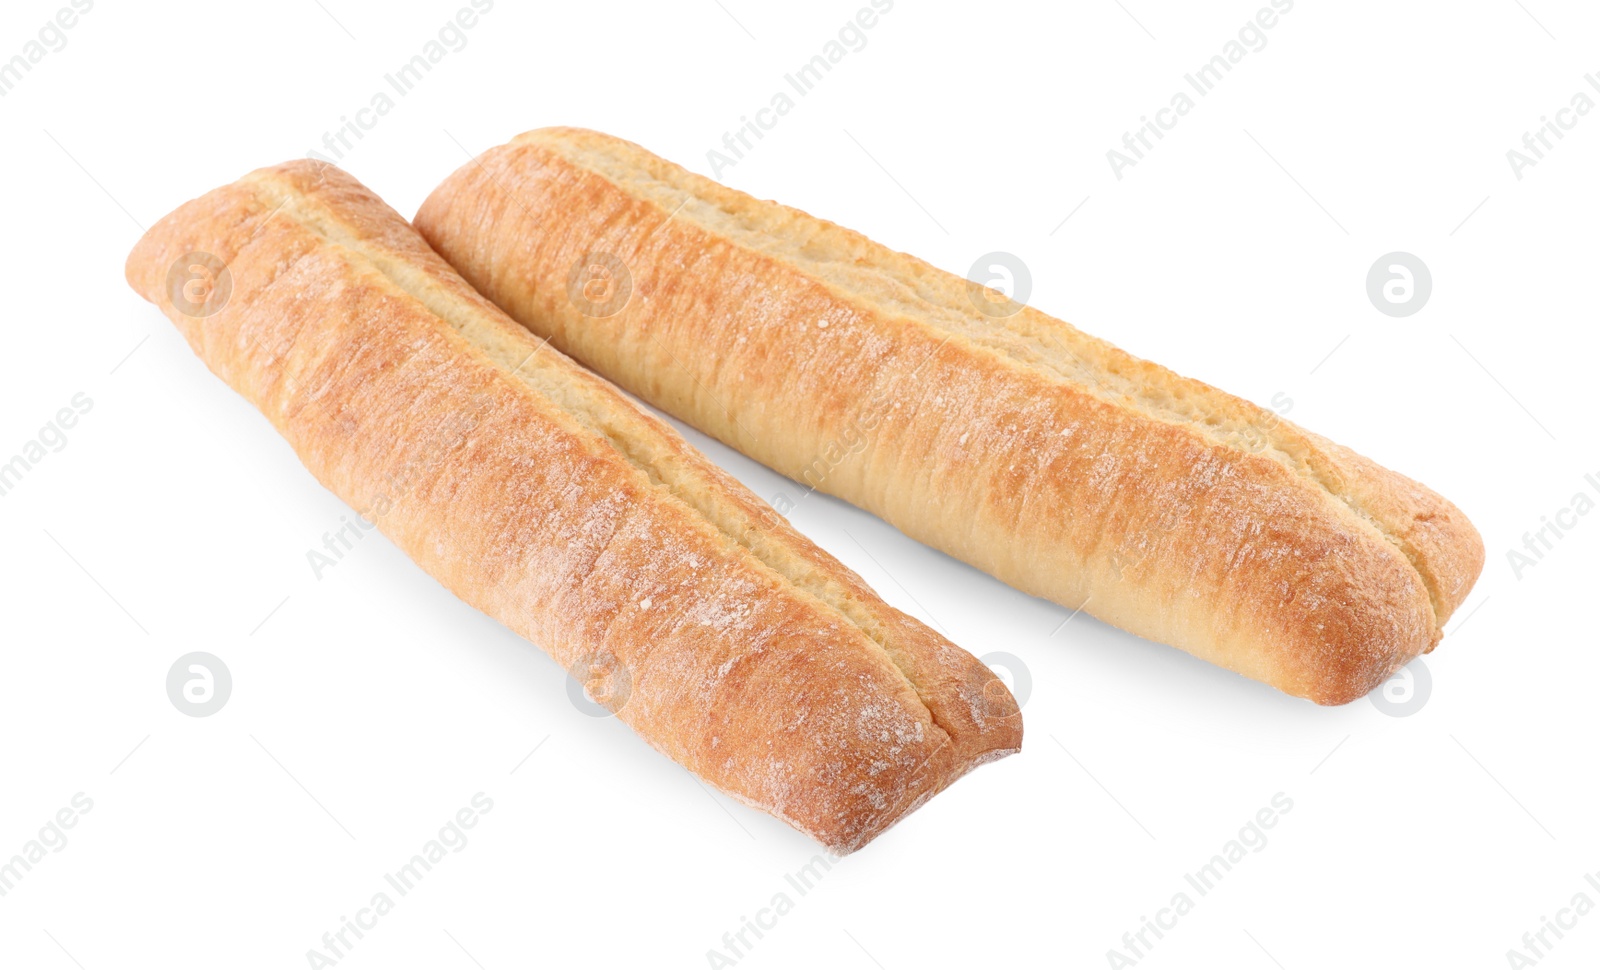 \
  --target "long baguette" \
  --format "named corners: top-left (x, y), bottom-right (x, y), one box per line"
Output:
top-left (125, 160), bottom-right (1021, 853)
top-left (415, 127), bottom-right (1485, 705)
